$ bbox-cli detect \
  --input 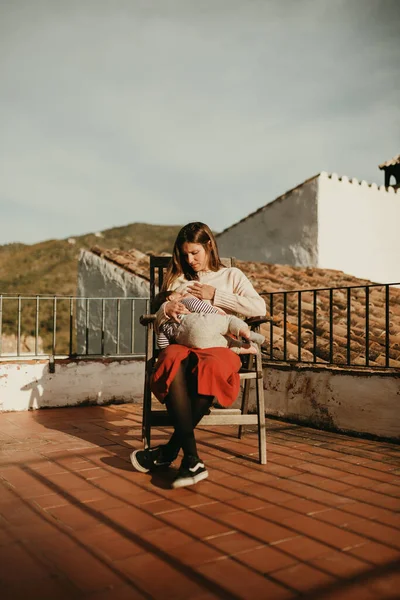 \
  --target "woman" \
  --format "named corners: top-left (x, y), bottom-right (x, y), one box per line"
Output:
top-left (131, 222), bottom-right (266, 488)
